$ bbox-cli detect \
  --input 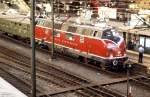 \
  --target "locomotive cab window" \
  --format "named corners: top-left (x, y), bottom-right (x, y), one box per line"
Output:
top-left (102, 29), bottom-right (113, 39)
top-left (66, 33), bottom-right (74, 41)
top-left (102, 29), bottom-right (121, 43)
